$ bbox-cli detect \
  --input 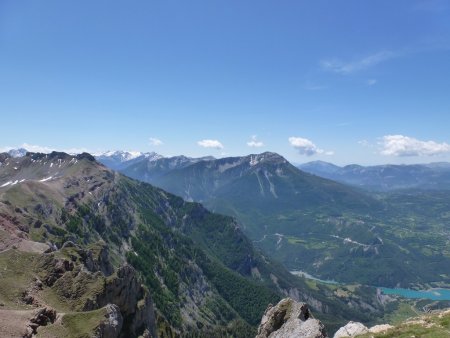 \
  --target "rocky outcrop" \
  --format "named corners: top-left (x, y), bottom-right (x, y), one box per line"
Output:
top-left (256, 298), bottom-right (327, 338)
top-left (85, 264), bottom-right (157, 338)
top-left (333, 322), bottom-right (368, 338)
top-left (38, 255), bottom-right (75, 286)
top-left (333, 322), bottom-right (394, 337)
top-left (24, 307), bottom-right (57, 337)
top-left (95, 304), bottom-right (123, 338)
top-left (37, 251), bottom-right (156, 337)
top-left (60, 241), bottom-right (114, 276)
